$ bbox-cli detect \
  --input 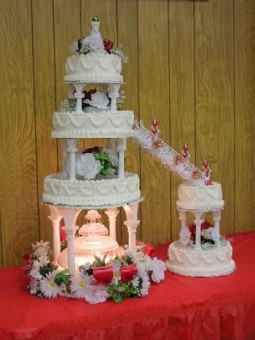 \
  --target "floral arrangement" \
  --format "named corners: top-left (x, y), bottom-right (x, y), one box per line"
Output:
top-left (23, 241), bottom-right (166, 304)
top-left (189, 221), bottom-right (218, 245)
top-left (180, 220), bottom-right (219, 247)
top-left (75, 147), bottom-right (118, 180)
